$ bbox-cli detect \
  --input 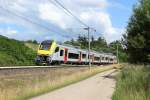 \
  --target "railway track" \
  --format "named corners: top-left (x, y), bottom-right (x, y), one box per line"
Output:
top-left (0, 64), bottom-right (92, 70)
top-left (0, 65), bottom-right (93, 77)
top-left (0, 66), bottom-right (62, 70)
